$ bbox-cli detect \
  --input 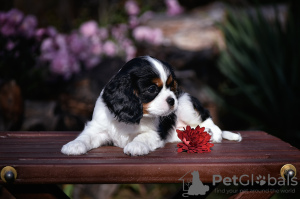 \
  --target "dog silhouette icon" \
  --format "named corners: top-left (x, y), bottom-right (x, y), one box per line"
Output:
top-left (188, 171), bottom-right (209, 195)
